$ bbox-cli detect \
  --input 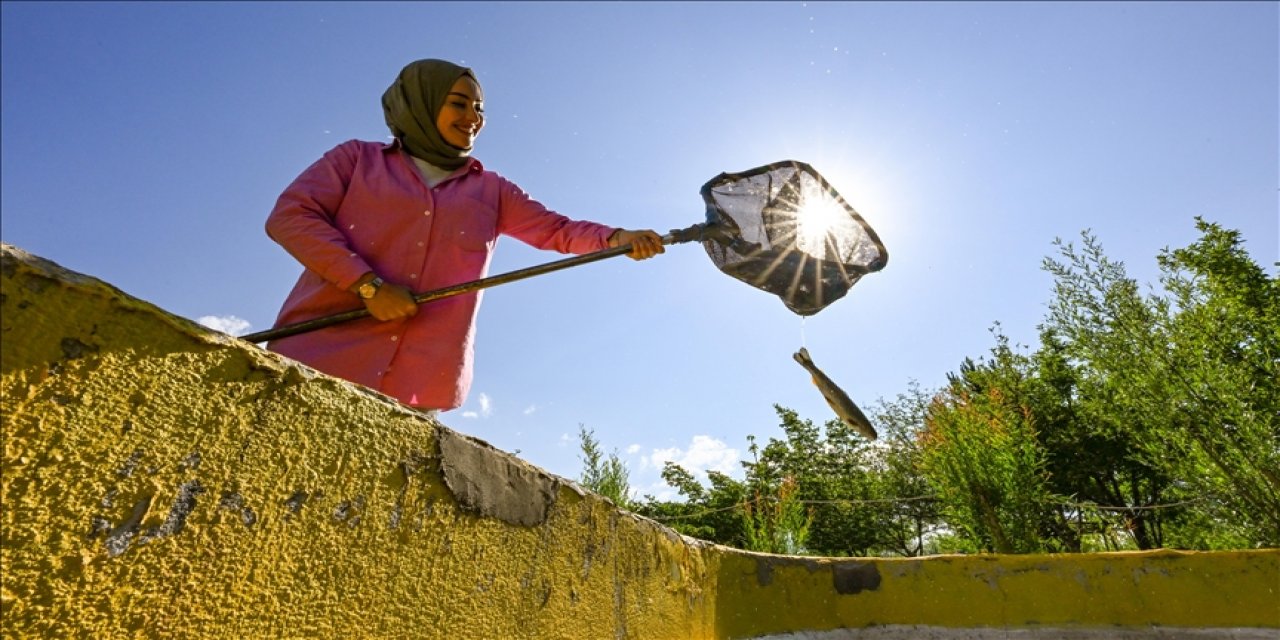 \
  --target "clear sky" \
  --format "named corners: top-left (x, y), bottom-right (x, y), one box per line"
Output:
top-left (3, 1), bottom-right (1276, 499)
